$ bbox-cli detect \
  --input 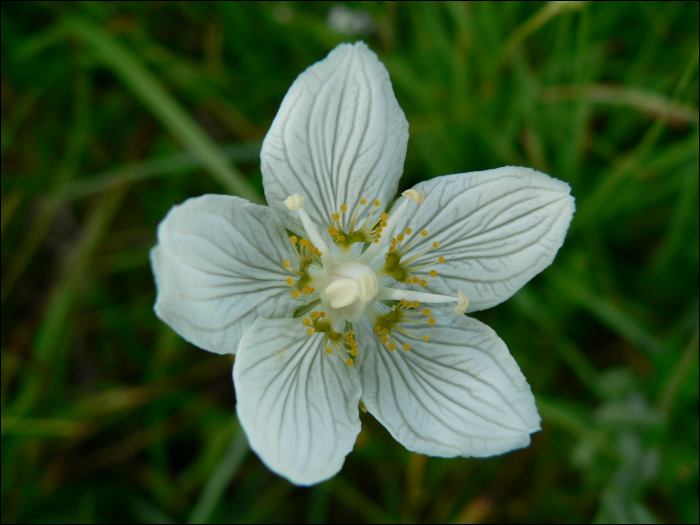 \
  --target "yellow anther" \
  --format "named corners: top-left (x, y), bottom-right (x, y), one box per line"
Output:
top-left (428, 318), bottom-right (436, 325)
top-left (438, 256), bottom-right (446, 263)
top-left (320, 312), bottom-right (326, 318)
top-left (430, 270), bottom-right (438, 277)
top-left (403, 344), bottom-right (410, 351)
top-left (360, 198), bottom-right (367, 205)
top-left (433, 241), bottom-right (440, 248)
top-left (421, 230), bottom-right (428, 237)
top-left (326, 347), bottom-right (333, 354)
top-left (310, 311), bottom-right (320, 320)
top-left (283, 260), bottom-right (291, 268)
top-left (423, 308), bottom-right (431, 316)
top-left (351, 348), bottom-right (358, 356)
top-left (391, 238), bottom-right (398, 245)
top-left (381, 336), bottom-right (388, 344)
top-left (376, 227), bottom-right (383, 233)
top-left (346, 358), bottom-right (354, 366)
top-left (328, 226), bottom-right (337, 234)
top-left (302, 286), bottom-right (314, 295)
top-left (340, 204), bottom-right (348, 212)
top-left (290, 236), bottom-right (298, 244)
top-left (412, 277), bottom-right (420, 284)
top-left (381, 212), bottom-right (389, 221)
top-left (307, 327), bottom-right (316, 335)
top-left (332, 213), bottom-right (340, 221)
top-left (387, 343), bottom-right (396, 351)
top-left (374, 199), bottom-right (381, 206)
top-left (420, 279), bottom-right (428, 287)
top-left (286, 277), bottom-right (295, 286)
top-left (299, 238), bottom-right (310, 247)
top-left (412, 301), bottom-right (420, 308)
top-left (302, 318), bottom-right (312, 326)
top-left (291, 290), bottom-right (301, 298)
top-left (397, 234), bottom-right (405, 241)
top-left (380, 220), bottom-right (388, 227)
top-left (374, 239), bottom-right (379, 243)
top-left (405, 227), bottom-right (412, 234)
top-left (374, 326), bottom-right (381, 334)
top-left (422, 335), bottom-right (429, 342)
top-left (389, 246), bottom-right (396, 253)
top-left (376, 234), bottom-right (381, 239)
